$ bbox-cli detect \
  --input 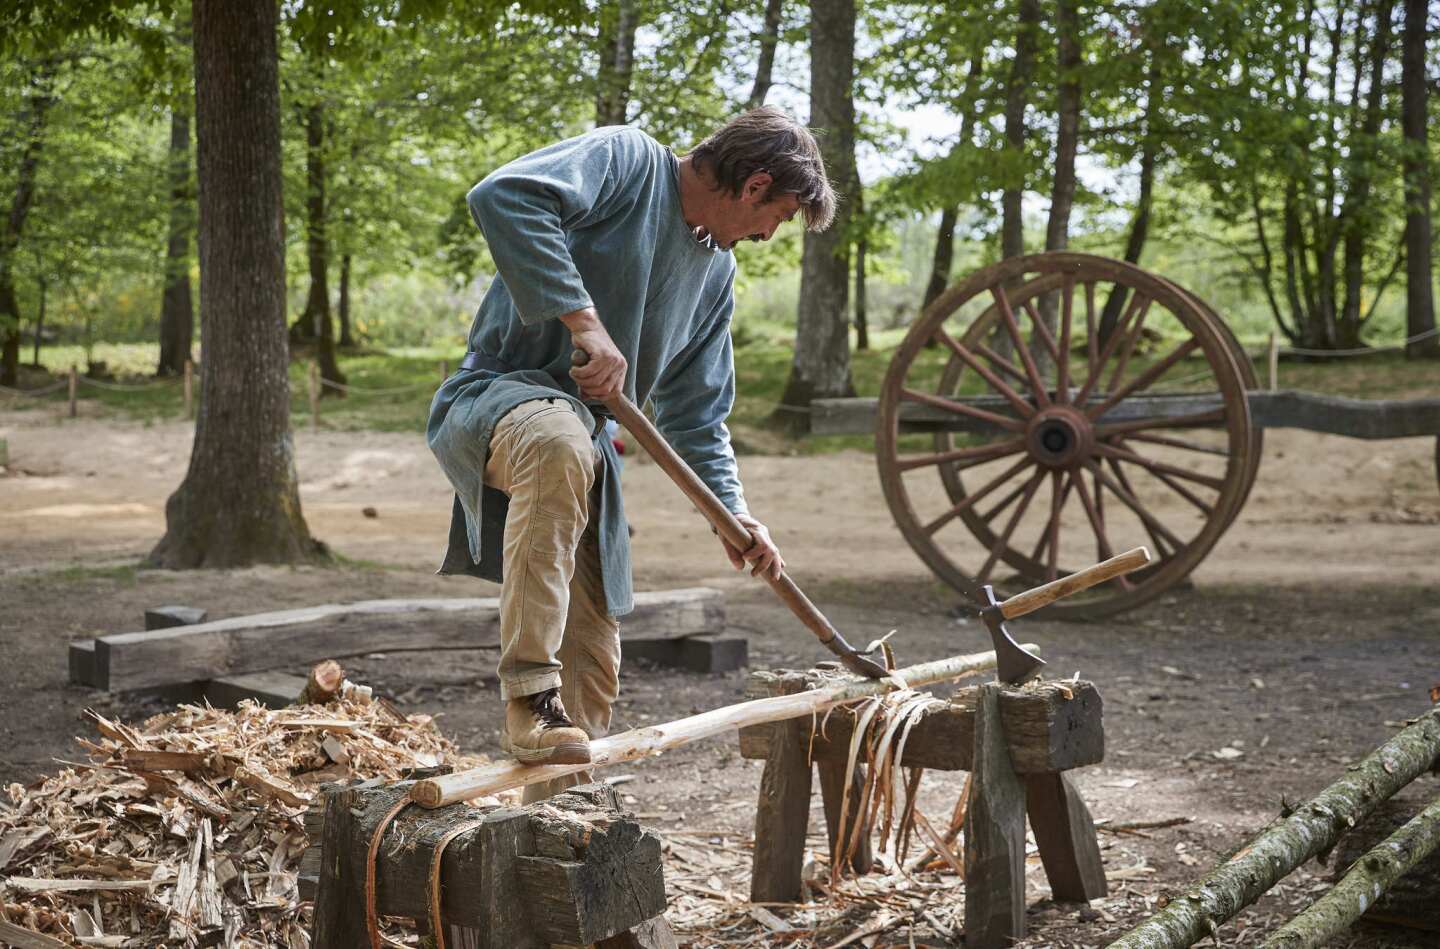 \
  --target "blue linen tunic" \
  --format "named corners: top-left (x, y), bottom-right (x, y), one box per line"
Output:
top-left (426, 125), bottom-right (748, 617)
